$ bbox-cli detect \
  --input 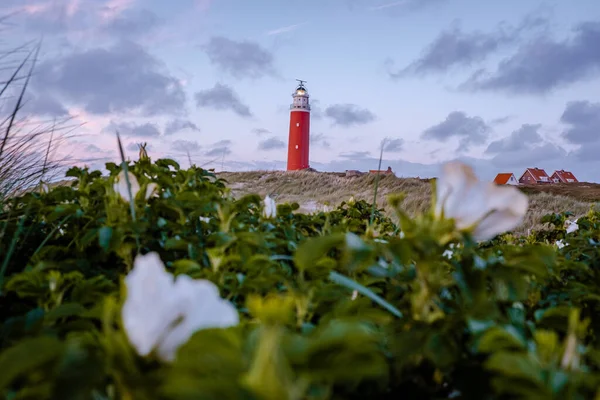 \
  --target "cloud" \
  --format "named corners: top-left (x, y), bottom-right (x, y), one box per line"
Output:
top-left (258, 137), bottom-right (286, 150)
top-left (310, 99), bottom-right (324, 120)
top-left (339, 151), bottom-right (371, 159)
top-left (205, 146), bottom-right (232, 157)
top-left (202, 36), bottom-right (276, 79)
top-left (125, 142), bottom-right (152, 152)
top-left (100, 8), bottom-right (162, 39)
top-left (421, 111), bottom-right (491, 151)
top-left (32, 40), bottom-right (186, 116)
top-left (164, 119), bottom-right (200, 135)
top-left (310, 133), bottom-right (331, 149)
top-left (490, 143), bottom-right (567, 168)
top-left (26, 93), bottom-right (70, 117)
top-left (485, 124), bottom-right (542, 154)
top-left (369, 0), bottom-right (447, 12)
top-left (391, 25), bottom-right (515, 77)
top-left (1, 0), bottom-right (111, 35)
top-left (213, 139), bottom-right (232, 147)
top-left (482, 123), bottom-right (567, 167)
top-left (266, 22), bottom-right (307, 36)
top-left (103, 121), bottom-right (161, 137)
top-left (171, 139), bottom-right (201, 153)
top-left (461, 21), bottom-right (600, 94)
top-left (324, 104), bottom-right (375, 127)
top-left (560, 100), bottom-right (600, 163)
top-left (560, 100), bottom-right (600, 145)
top-left (86, 144), bottom-right (104, 153)
top-left (490, 115), bottom-right (514, 126)
top-left (205, 139), bottom-right (232, 157)
top-left (382, 138), bottom-right (404, 152)
top-left (252, 128), bottom-right (271, 136)
top-left (389, 15), bottom-right (548, 78)
top-left (194, 83), bottom-right (252, 117)
top-left (573, 141), bottom-right (600, 162)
